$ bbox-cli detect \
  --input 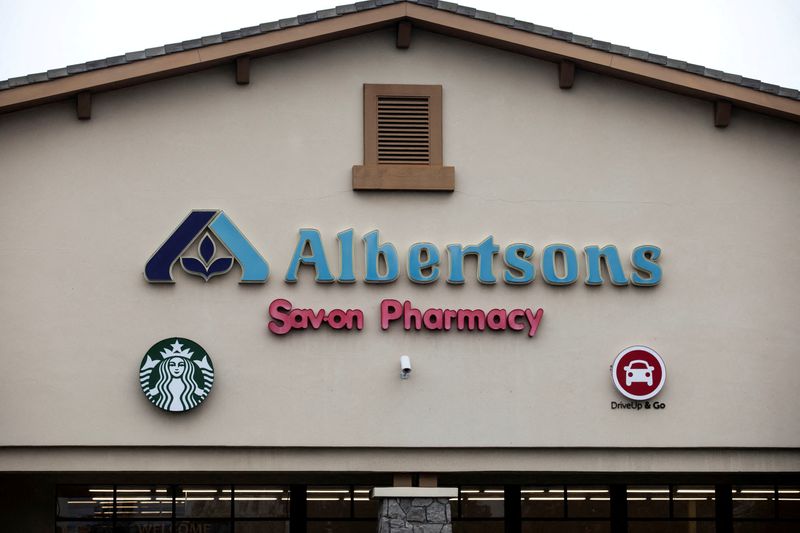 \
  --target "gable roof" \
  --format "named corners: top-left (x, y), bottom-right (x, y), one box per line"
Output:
top-left (2, 0), bottom-right (799, 122)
